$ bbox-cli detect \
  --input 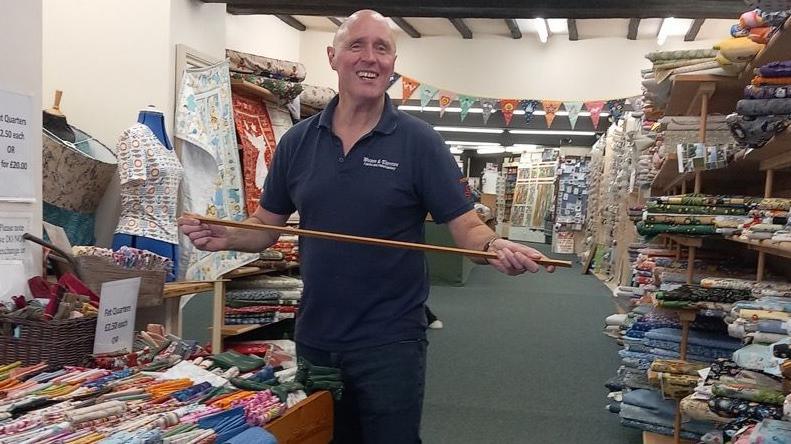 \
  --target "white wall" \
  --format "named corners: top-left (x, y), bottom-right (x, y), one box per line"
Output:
top-left (0, 0), bottom-right (43, 276)
top-left (226, 14), bottom-right (302, 62)
top-left (42, 0), bottom-right (226, 247)
top-left (299, 30), bottom-right (725, 100)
